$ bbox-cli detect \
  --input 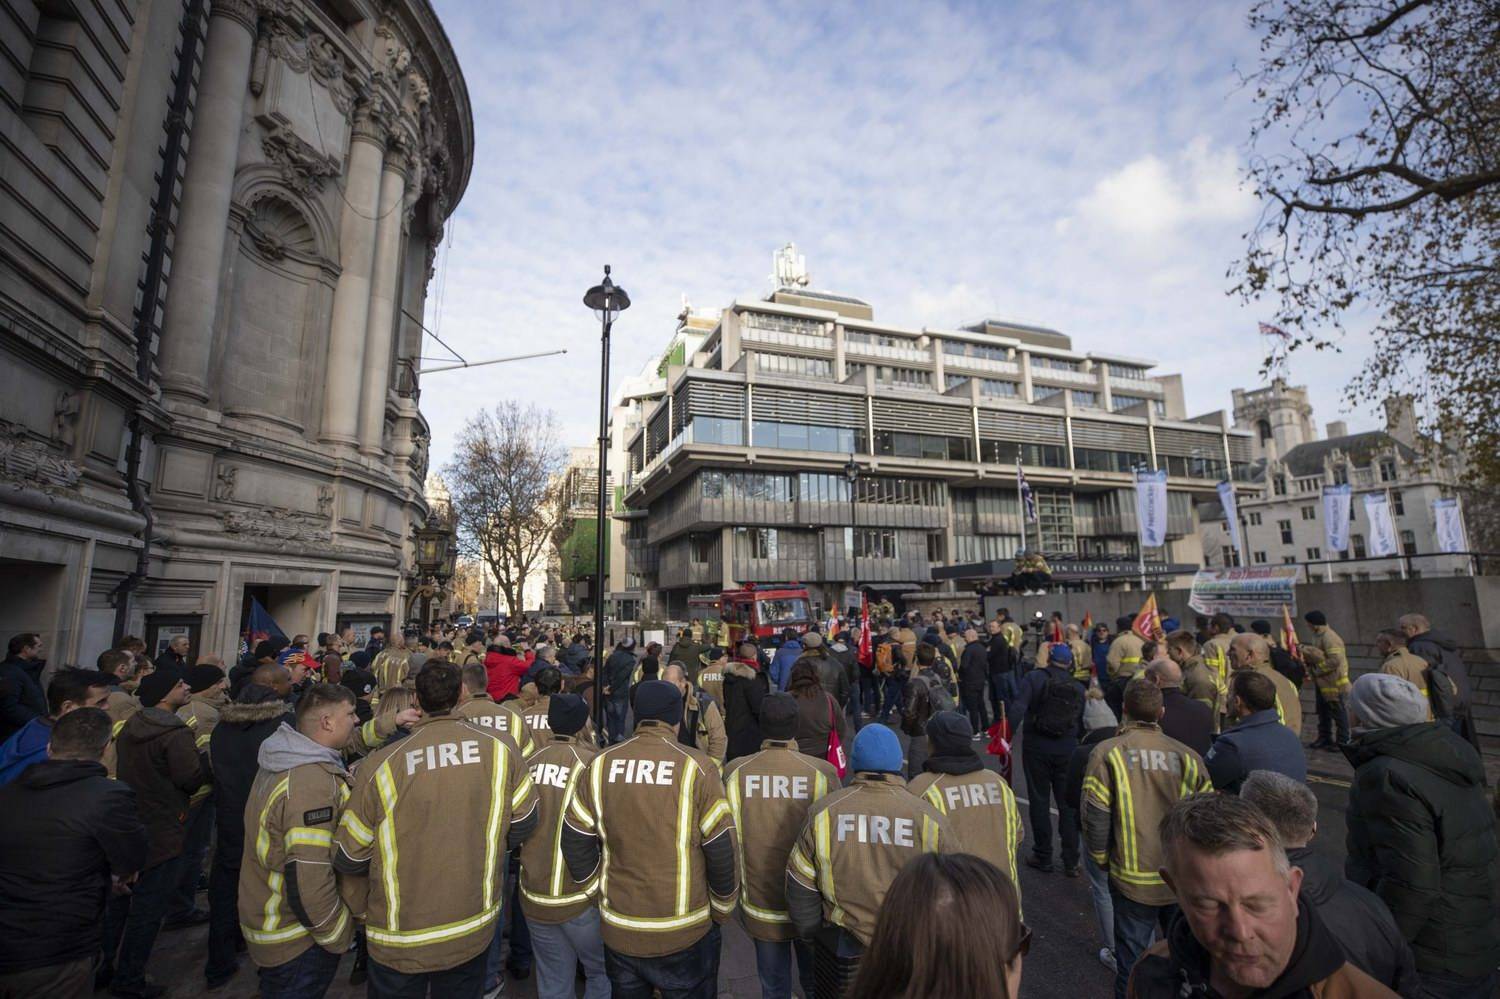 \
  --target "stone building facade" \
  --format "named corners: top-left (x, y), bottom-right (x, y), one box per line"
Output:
top-left (0, 0), bottom-right (471, 665)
